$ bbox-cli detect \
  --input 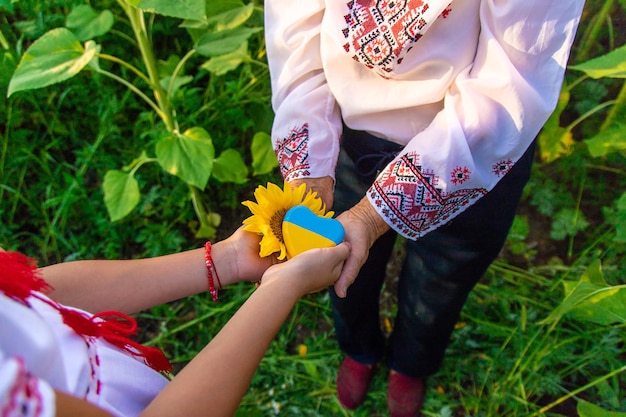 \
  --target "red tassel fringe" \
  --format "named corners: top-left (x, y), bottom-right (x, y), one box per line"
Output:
top-left (1, 251), bottom-right (172, 374)
top-left (0, 251), bottom-right (52, 301)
